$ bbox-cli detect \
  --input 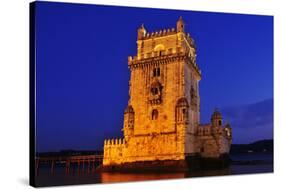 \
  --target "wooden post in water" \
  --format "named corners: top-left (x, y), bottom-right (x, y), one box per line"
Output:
top-left (82, 159), bottom-right (85, 174)
top-left (51, 160), bottom-right (55, 175)
top-left (65, 160), bottom-right (70, 175)
top-left (92, 159), bottom-right (95, 173)
top-left (87, 159), bottom-right (91, 174)
top-left (70, 161), bottom-right (73, 175)
top-left (35, 158), bottom-right (39, 176)
top-left (72, 161), bottom-right (75, 175)
top-left (77, 160), bottom-right (80, 175)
